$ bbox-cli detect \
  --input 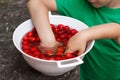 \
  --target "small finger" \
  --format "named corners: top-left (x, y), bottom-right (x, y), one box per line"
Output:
top-left (78, 48), bottom-right (85, 55)
top-left (56, 42), bottom-right (63, 47)
top-left (64, 46), bottom-right (75, 53)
